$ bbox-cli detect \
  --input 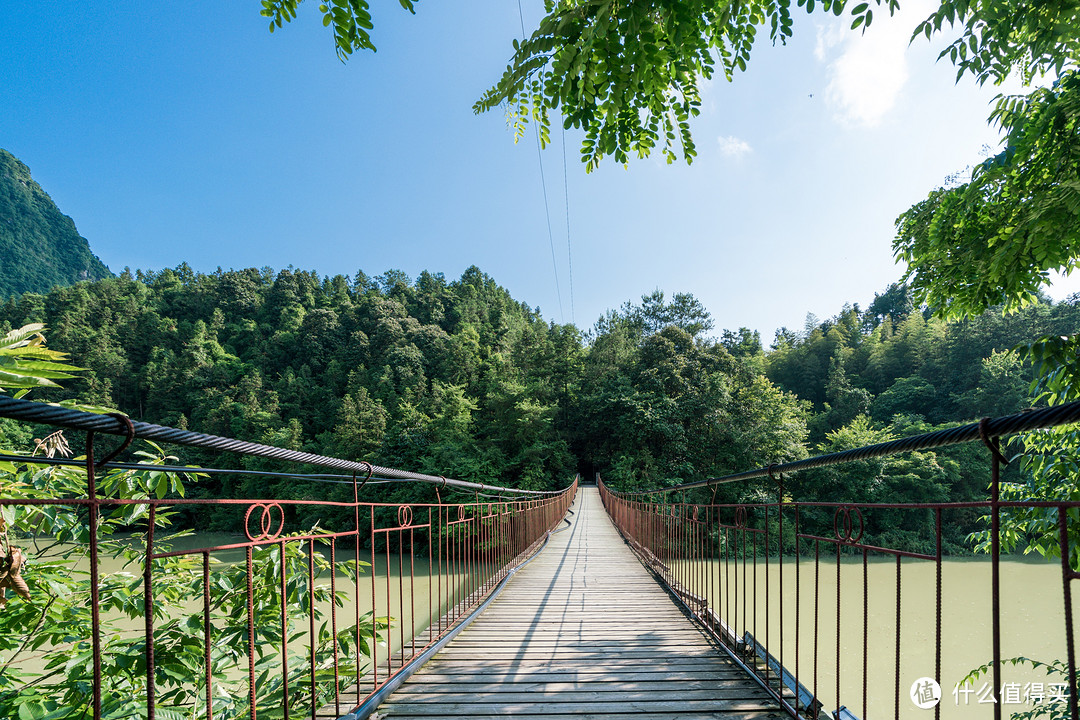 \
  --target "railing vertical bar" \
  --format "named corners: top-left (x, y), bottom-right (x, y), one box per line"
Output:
top-left (1059, 507), bottom-right (1079, 720)
top-left (862, 547), bottom-right (868, 720)
top-left (353, 480), bottom-right (362, 706)
top-left (246, 546), bottom-right (257, 720)
top-left (409, 525), bottom-right (416, 657)
top-left (84, 433), bottom-right (103, 720)
top-left (397, 526), bottom-right (405, 666)
top-left (990, 439), bottom-right (1003, 720)
top-left (437, 506), bottom-right (443, 637)
top-left (386, 526), bottom-right (394, 677)
top-left (330, 539), bottom-right (340, 715)
top-left (280, 539), bottom-right (290, 720)
top-left (427, 507), bottom-right (433, 649)
top-left (765, 503), bottom-right (771, 687)
top-left (144, 505), bottom-right (157, 720)
top-left (370, 506), bottom-right (377, 692)
top-left (470, 511), bottom-right (476, 611)
top-left (450, 513), bottom-right (457, 625)
top-left (795, 508), bottom-right (801, 715)
top-left (726, 525), bottom-right (731, 651)
top-left (712, 506), bottom-right (718, 637)
top-left (308, 538), bottom-right (316, 720)
top-left (742, 520), bottom-right (747, 656)
top-left (203, 550), bottom-right (213, 720)
top-left (813, 539), bottom-right (819, 714)
top-left (935, 508), bottom-right (942, 720)
top-left (777, 488), bottom-right (784, 707)
top-left (696, 507), bottom-right (702, 615)
top-left (835, 541), bottom-right (841, 710)
top-left (894, 554), bottom-right (901, 720)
